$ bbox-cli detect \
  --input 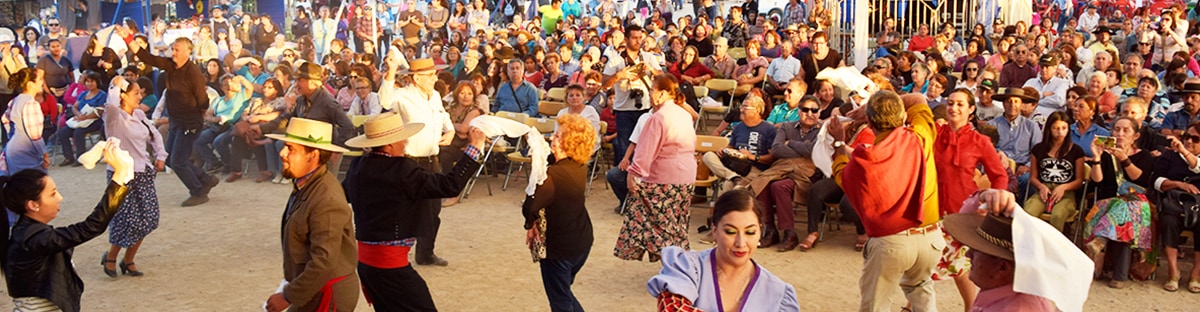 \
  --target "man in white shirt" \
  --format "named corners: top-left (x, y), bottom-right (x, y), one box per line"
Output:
top-left (1076, 5), bottom-right (1100, 39)
top-left (602, 25), bottom-right (661, 164)
top-left (765, 44), bottom-right (801, 97)
top-left (379, 52), bottom-right (456, 267)
top-left (348, 77), bottom-right (382, 117)
top-left (1023, 54), bottom-right (1072, 119)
